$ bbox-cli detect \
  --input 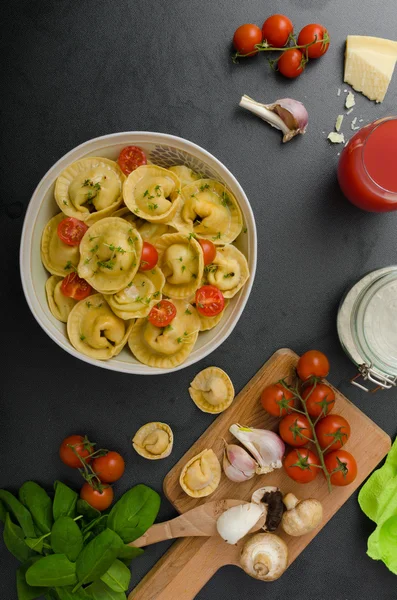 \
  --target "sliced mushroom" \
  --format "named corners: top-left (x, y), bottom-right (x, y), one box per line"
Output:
top-left (281, 493), bottom-right (323, 536)
top-left (240, 533), bottom-right (288, 581)
top-left (251, 487), bottom-right (284, 532)
top-left (132, 422), bottom-right (173, 460)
